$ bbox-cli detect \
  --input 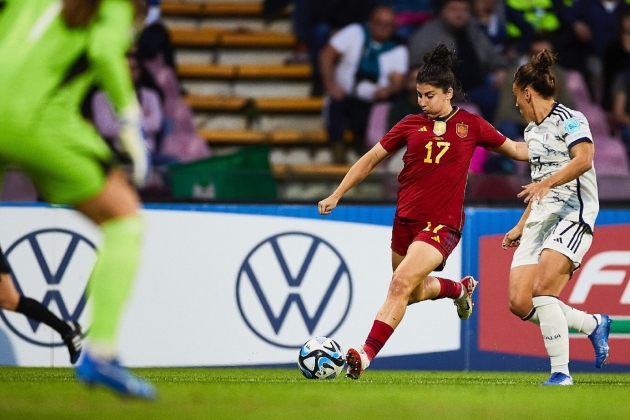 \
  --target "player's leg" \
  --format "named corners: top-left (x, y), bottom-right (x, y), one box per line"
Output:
top-left (345, 241), bottom-right (443, 379)
top-left (404, 223), bottom-right (475, 319)
top-left (513, 220), bottom-right (611, 369)
top-left (532, 248), bottom-right (574, 385)
top-left (0, 249), bottom-right (82, 363)
top-left (21, 113), bottom-right (155, 398)
top-left (72, 169), bottom-right (155, 399)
